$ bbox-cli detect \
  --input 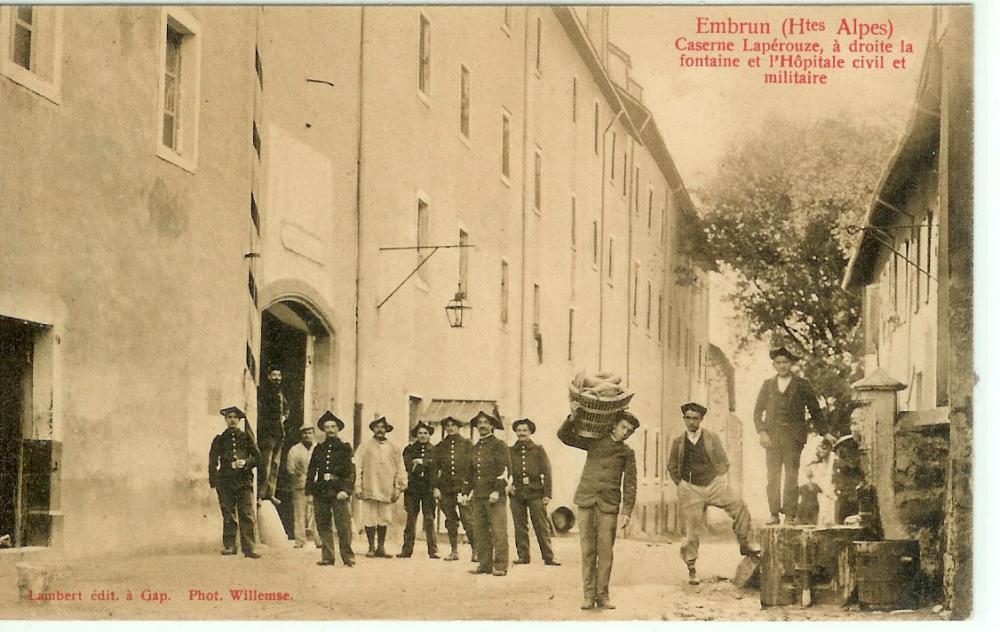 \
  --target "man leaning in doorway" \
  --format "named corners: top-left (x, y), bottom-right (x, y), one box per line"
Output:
top-left (257, 366), bottom-right (288, 504)
top-left (432, 416), bottom-right (476, 562)
top-left (557, 410), bottom-right (638, 610)
top-left (667, 402), bottom-right (758, 586)
top-left (208, 406), bottom-right (261, 559)
top-left (753, 346), bottom-right (835, 525)
top-left (355, 416), bottom-right (407, 558)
